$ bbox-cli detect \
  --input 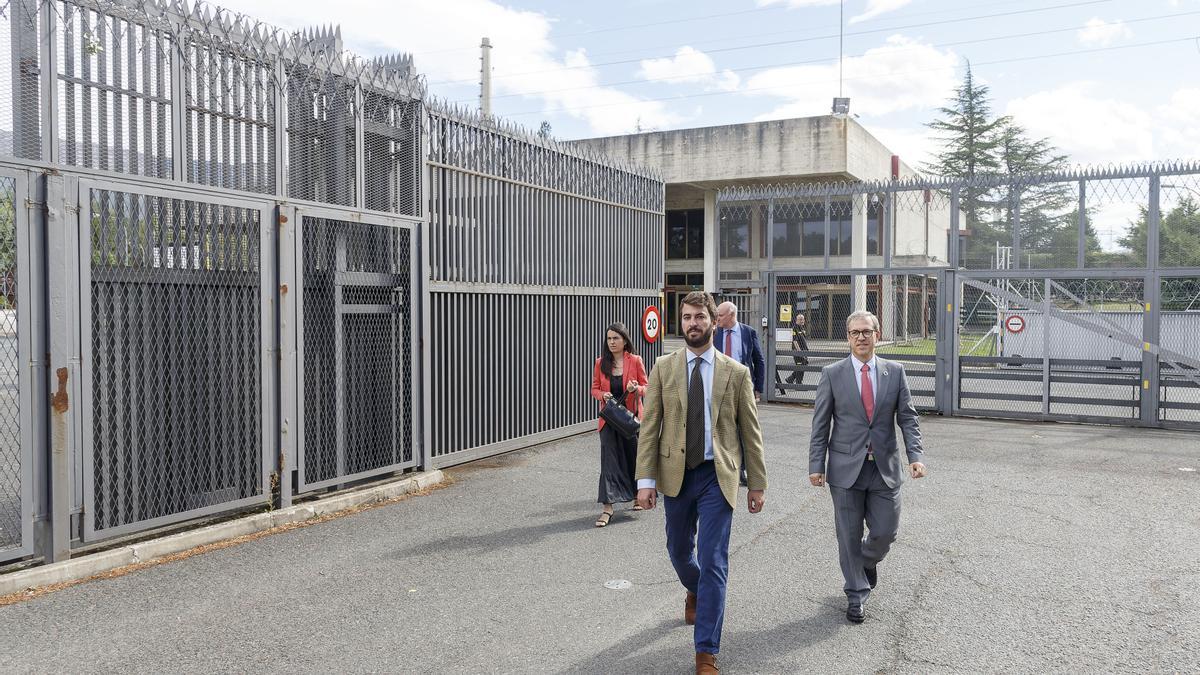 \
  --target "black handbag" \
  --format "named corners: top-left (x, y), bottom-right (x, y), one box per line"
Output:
top-left (600, 397), bottom-right (641, 440)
